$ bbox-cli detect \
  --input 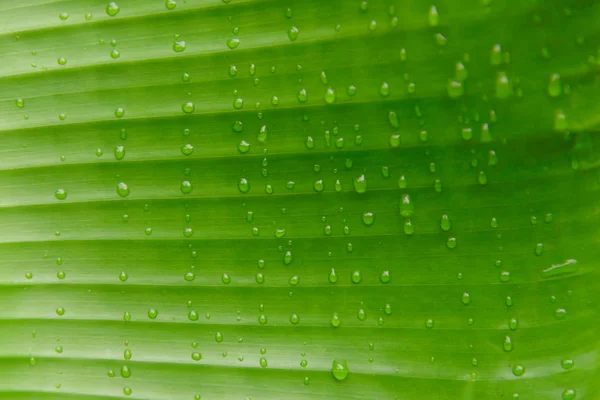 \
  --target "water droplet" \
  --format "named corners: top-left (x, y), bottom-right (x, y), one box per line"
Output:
top-left (116, 182), bottom-right (130, 197)
top-left (331, 312), bottom-right (341, 327)
top-left (535, 243), bottom-right (544, 256)
top-left (490, 43), bottom-right (503, 65)
top-left (182, 102), bottom-right (195, 114)
top-left (428, 5), bottom-right (439, 26)
top-left (178, 180), bottom-right (193, 194)
top-left (478, 171), bottom-right (488, 185)
top-left (503, 336), bottom-right (513, 352)
top-left (447, 80), bottom-right (464, 99)
top-left (461, 292), bottom-right (471, 305)
top-left (554, 109), bottom-right (568, 131)
top-left (495, 72), bottom-right (512, 99)
top-left (351, 270), bottom-right (362, 284)
top-left (561, 359), bottom-right (574, 370)
top-left (425, 319), bottom-right (434, 329)
top-left (313, 179), bottom-right (324, 192)
top-left (440, 214), bottom-right (451, 231)
top-left (113, 145), bottom-right (125, 160)
top-left (399, 194), bottom-right (414, 217)
top-left (562, 389), bottom-right (576, 400)
top-left (288, 26), bottom-right (299, 41)
top-left (237, 140), bottom-right (250, 154)
top-left (233, 97), bottom-right (244, 109)
top-left (290, 314), bottom-right (300, 324)
top-left (54, 189), bottom-right (67, 200)
top-left (357, 308), bottom-right (366, 321)
top-left (227, 38), bottom-right (240, 49)
top-left (328, 269), bottom-right (338, 283)
top-left (380, 270), bottom-right (391, 284)
top-left (191, 352), bottom-right (202, 361)
top-left (500, 271), bottom-right (511, 282)
top-left (106, 2), bottom-right (120, 17)
top-left (283, 251), bottom-right (293, 265)
top-left (332, 360), bottom-right (349, 381)
top-left (118, 271), bottom-right (128, 282)
top-left (184, 271), bottom-right (195, 282)
top-left (447, 237), bottom-right (457, 249)
top-left (325, 87), bottom-right (336, 104)
top-left (512, 364), bottom-right (525, 376)
top-left (360, 212), bottom-right (375, 226)
top-left (388, 111), bottom-right (399, 128)
top-left (173, 40), bottom-right (186, 52)
top-left (548, 73), bottom-right (562, 97)
top-left (148, 308), bottom-right (158, 319)
top-left (221, 273), bottom-right (231, 284)
top-left (165, 0), bottom-right (176, 10)
top-left (296, 88), bottom-right (308, 103)
top-left (380, 82), bottom-right (390, 97)
top-left (455, 62), bottom-right (468, 81)
top-left (354, 175), bottom-right (367, 193)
